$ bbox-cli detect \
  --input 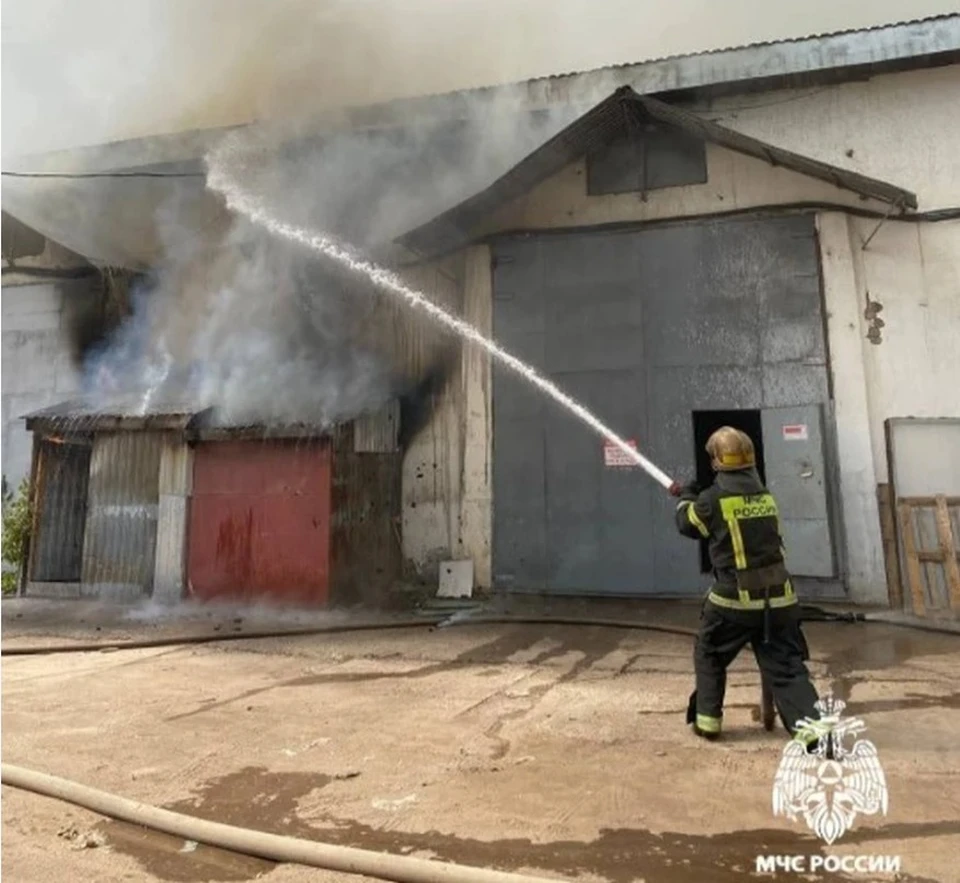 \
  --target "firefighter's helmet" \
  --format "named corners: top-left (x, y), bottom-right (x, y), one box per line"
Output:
top-left (706, 426), bottom-right (756, 472)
